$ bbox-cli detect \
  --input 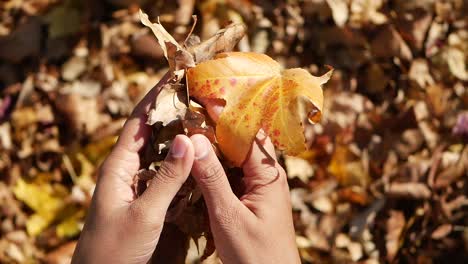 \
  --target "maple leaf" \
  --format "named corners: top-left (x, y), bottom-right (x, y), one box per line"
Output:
top-left (187, 52), bottom-right (332, 165)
